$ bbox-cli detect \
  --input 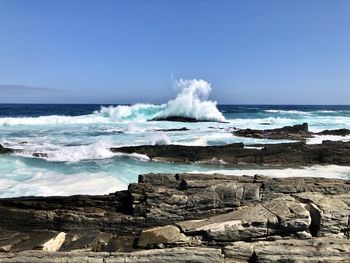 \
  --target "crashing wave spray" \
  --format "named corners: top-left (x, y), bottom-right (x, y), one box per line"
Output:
top-left (0, 78), bottom-right (225, 126)
top-left (98, 78), bottom-right (225, 122)
top-left (153, 78), bottom-right (225, 122)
